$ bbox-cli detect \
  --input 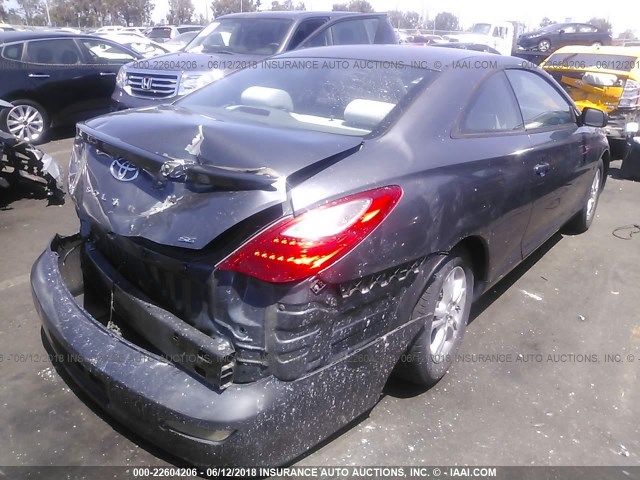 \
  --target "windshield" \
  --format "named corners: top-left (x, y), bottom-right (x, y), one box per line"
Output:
top-left (177, 57), bottom-right (436, 136)
top-left (186, 18), bottom-right (292, 55)
top-left (471, 23), bottom-right (491, 35)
